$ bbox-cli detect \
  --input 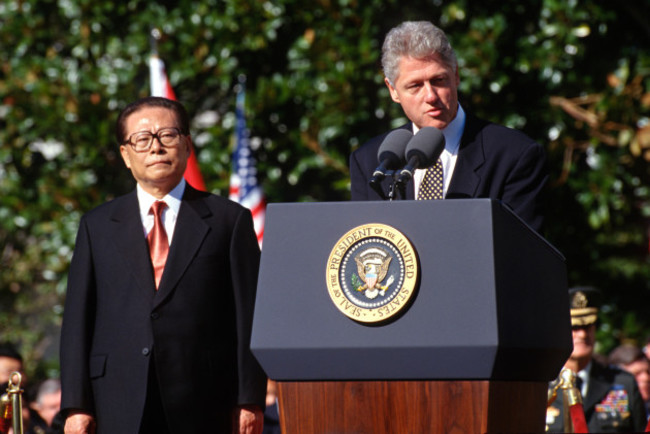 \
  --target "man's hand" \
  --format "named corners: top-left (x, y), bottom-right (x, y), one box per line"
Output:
top-left (64, 412), bottom-right (96, 434)
top-left (232, 405), bottom-right (263, 434)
